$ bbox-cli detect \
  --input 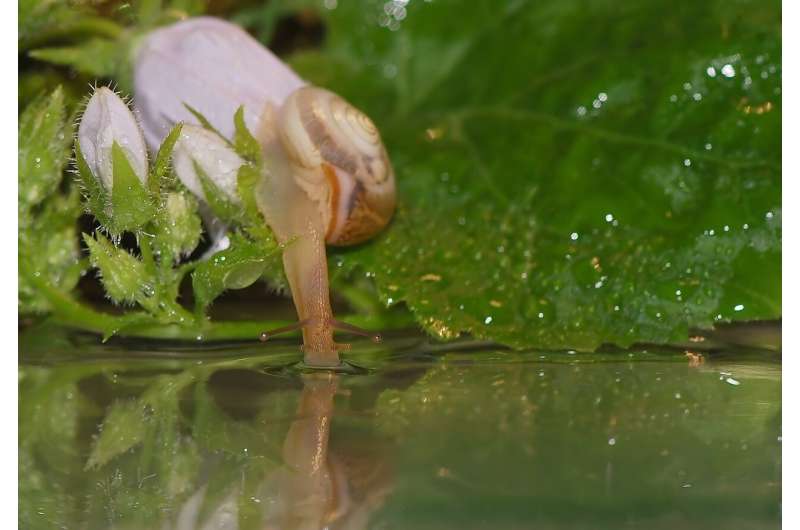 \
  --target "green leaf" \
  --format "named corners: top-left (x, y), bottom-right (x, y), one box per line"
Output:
top-left (110, 142), bottom-right (155, 232)
top-left (296, 0), bottom-right (781, 349)
top-left (183, 103), bottom-right (231, 144)
top-left (75, 142), bottom-right (111, 224)
top-left (83, 232), bottom-right (157, 309)
top-left (30, 38), bottom-right (121, 78)
top-left (191, 233), bottom-right (279, 315)
top-left (19, 368), bottom-right (85, 528)
top-left (19, 87), bottom-right (83, 314)
top-left (19, 192), bottom-right (84, 313)
top-left (86, 399), bottom-right (146, 469)
top-left (236, 164), bottom-right (275, 242)
top-left (152, 123), bottom-right (183, 193)
top-left (19, 0), bottom-right (122, 51)
top-left (232, 106), bottom-right (263, 164)
top-left (155, 191), bottom-right (202, 262)
top-left (195, 160), bottom-right (241, 222)
top-left (18, 86), bottom-right (70, 207)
